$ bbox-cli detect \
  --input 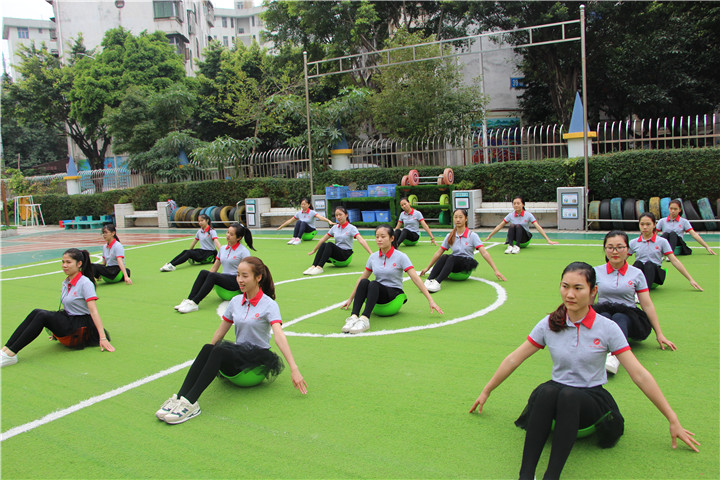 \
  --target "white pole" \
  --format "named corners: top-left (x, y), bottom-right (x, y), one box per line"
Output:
top-left (580, 5), bottom-right (589, 230)
top-left (303, 51), bottom-right (314, 195)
